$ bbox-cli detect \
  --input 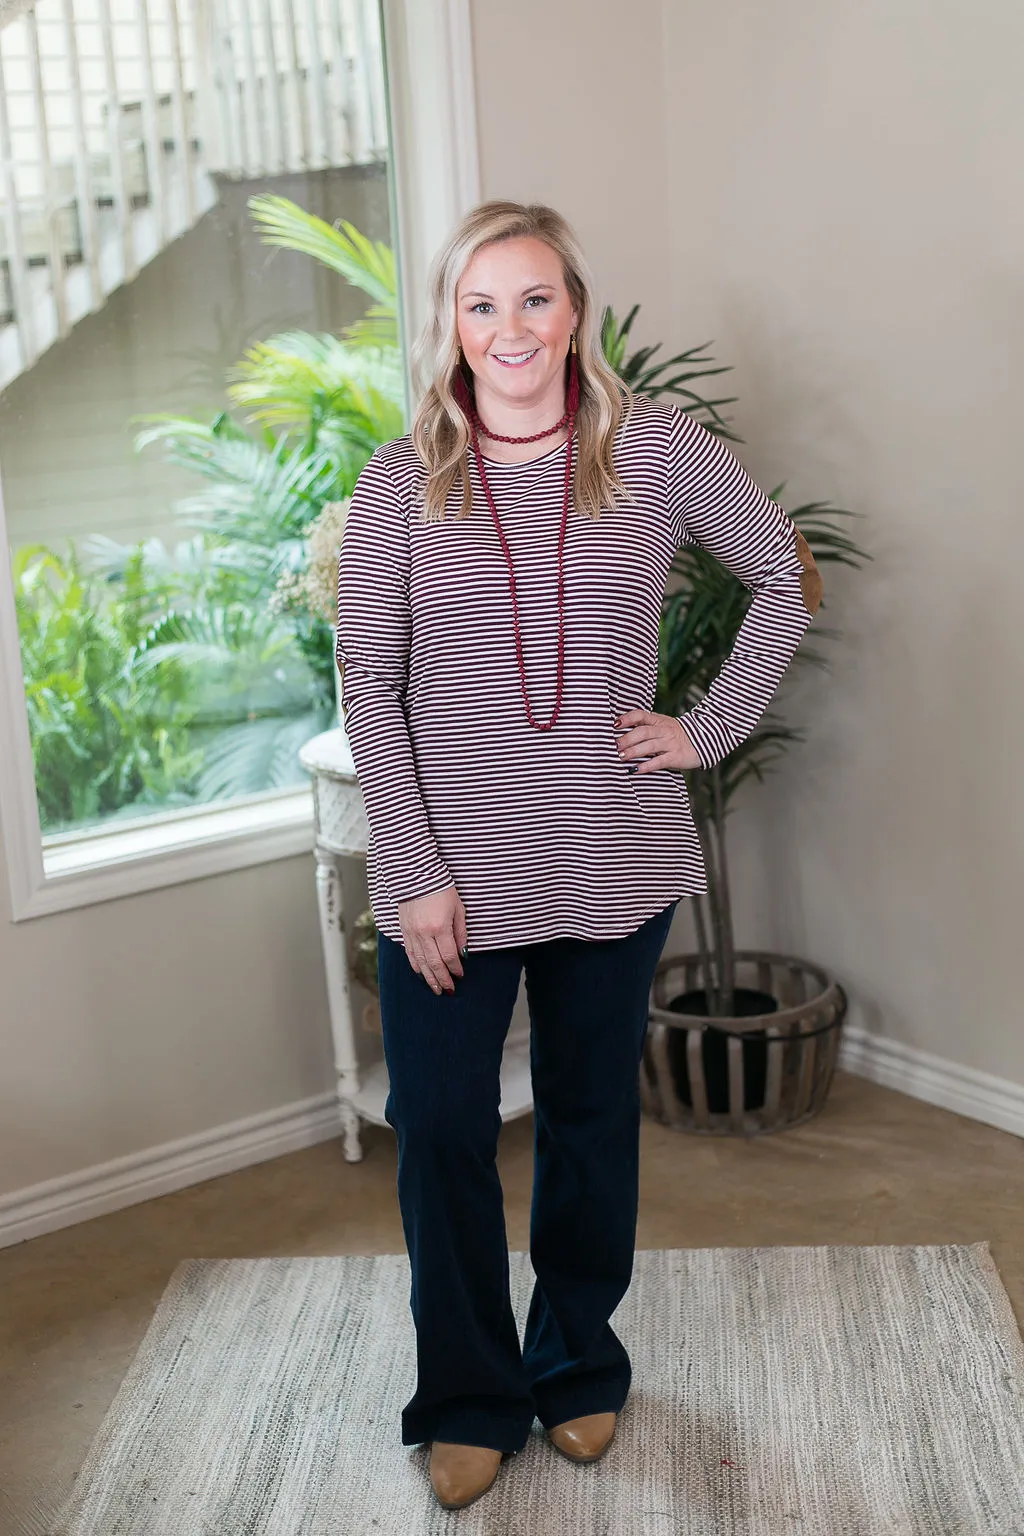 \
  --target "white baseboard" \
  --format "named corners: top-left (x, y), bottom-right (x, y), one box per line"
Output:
top-left (0, 1092), bottom-right (343, 1250)
top-left (0, 1031), bottom-right (1020, 1251)
top-left (839, 1025), bottom-right (1024, 1140)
